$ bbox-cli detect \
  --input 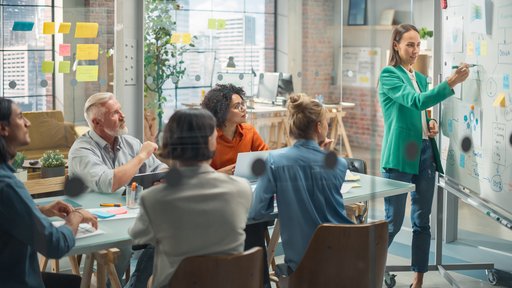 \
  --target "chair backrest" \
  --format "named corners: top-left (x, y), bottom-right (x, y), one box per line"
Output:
top-left (344, 157), bottom-right (367, 174)
top-left (168, 247), bottom-right (263, 288)
top-left (283, 220), bottom-right (388, 288)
